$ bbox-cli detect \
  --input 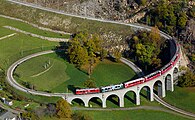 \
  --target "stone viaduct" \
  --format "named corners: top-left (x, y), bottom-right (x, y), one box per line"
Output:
top-left (65, 40), bottom-right (181, 108)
